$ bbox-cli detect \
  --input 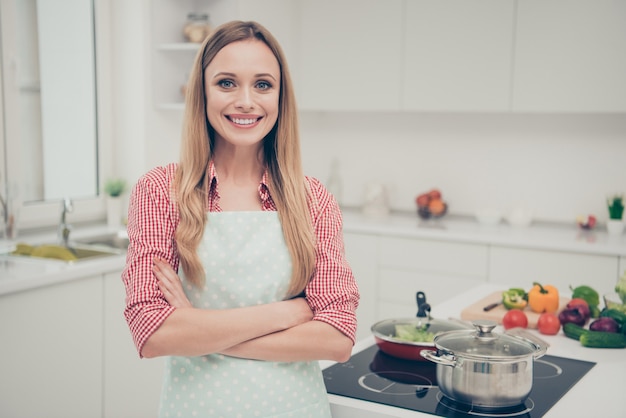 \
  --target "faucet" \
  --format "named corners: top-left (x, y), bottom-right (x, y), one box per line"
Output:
top-left (58, 197), bottom-right (73, 246)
